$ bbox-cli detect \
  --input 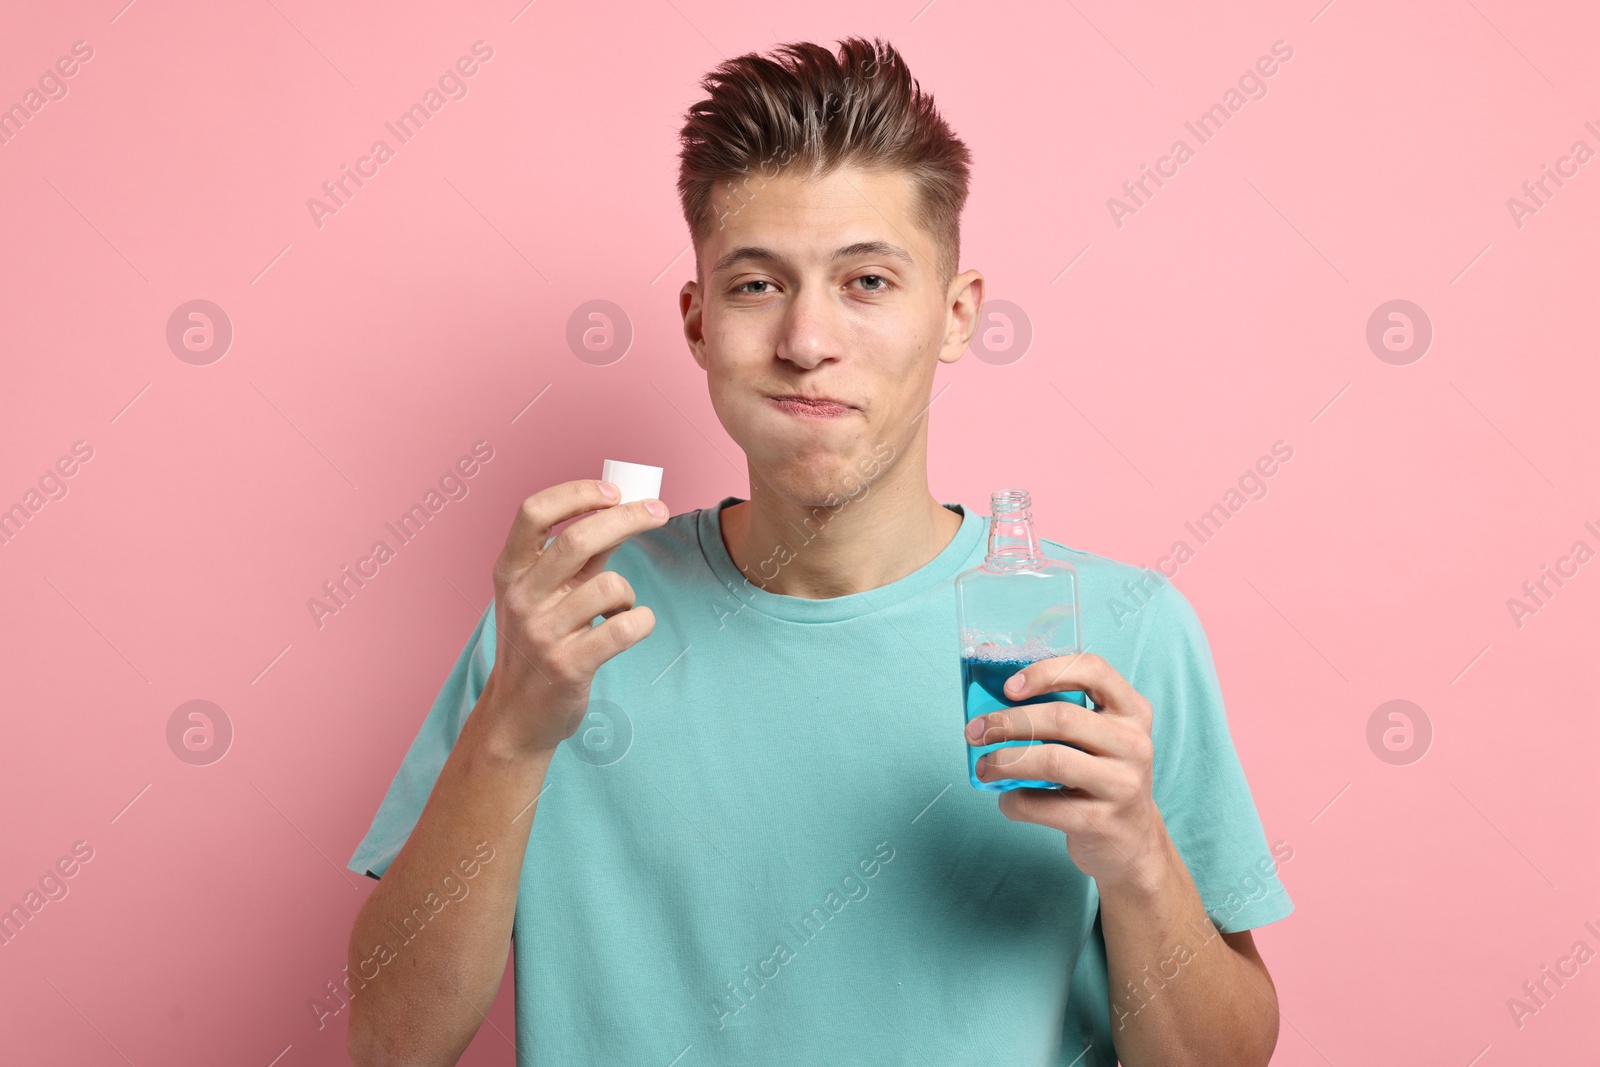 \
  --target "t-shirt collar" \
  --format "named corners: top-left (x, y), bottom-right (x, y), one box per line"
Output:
top-left (695, 495), bottom-right (984, 624)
